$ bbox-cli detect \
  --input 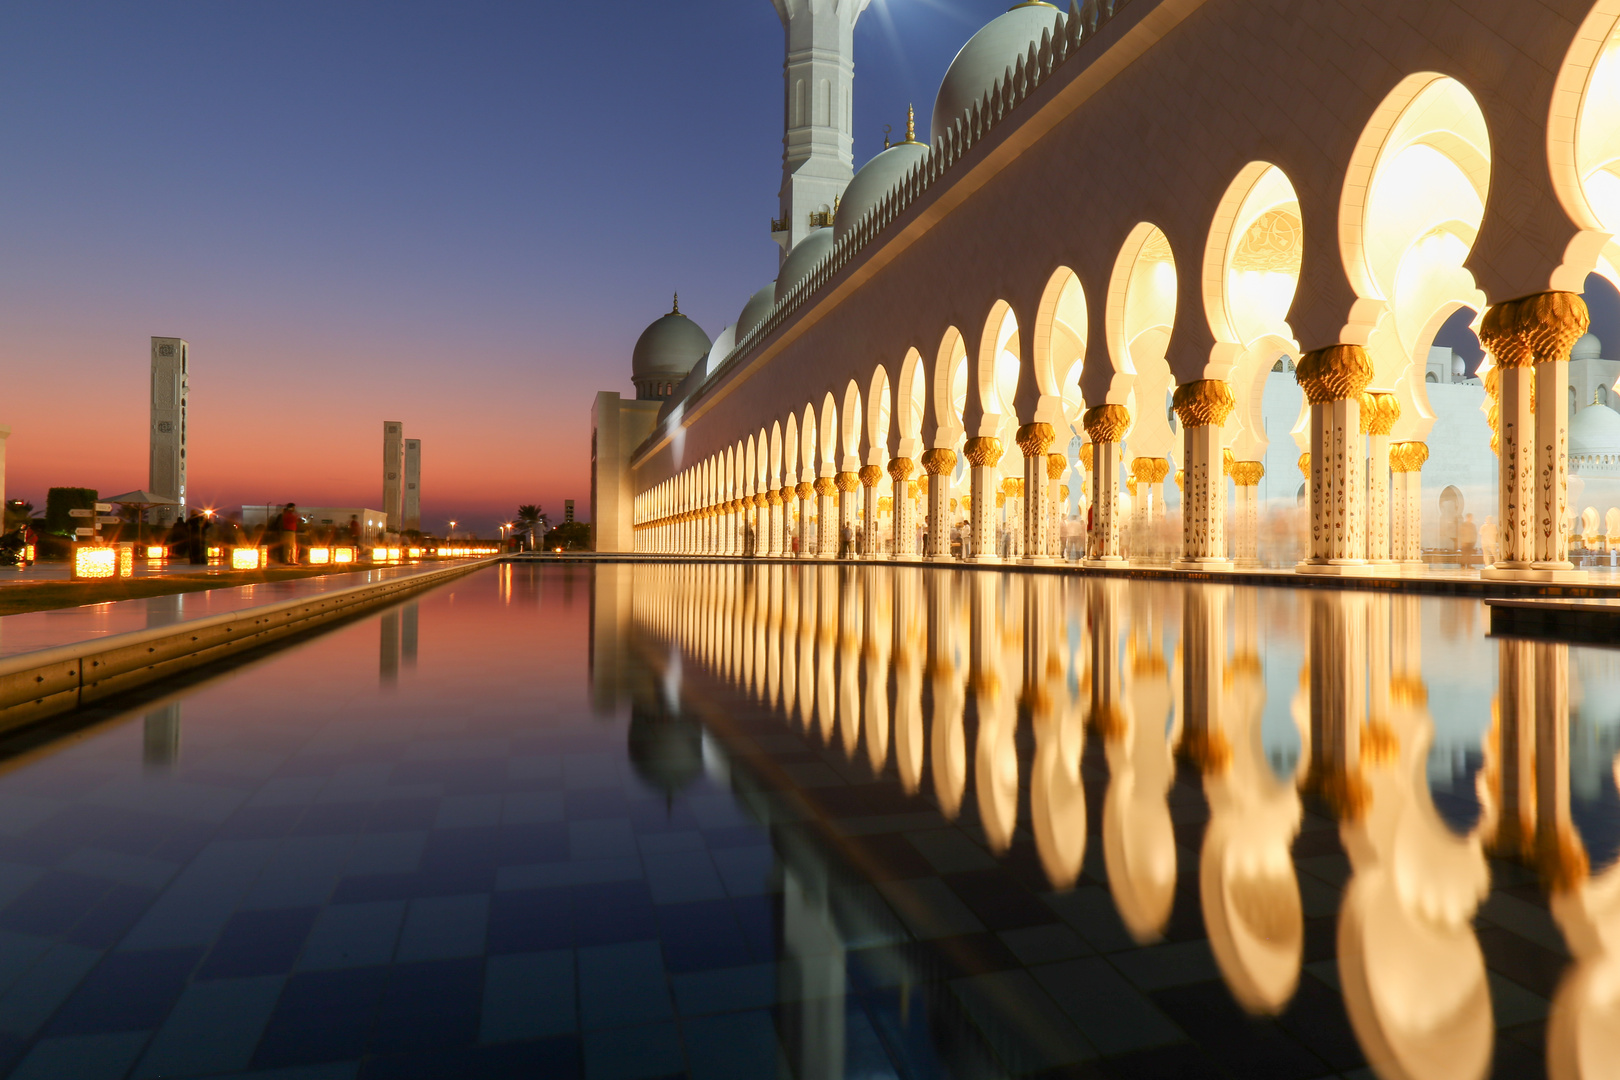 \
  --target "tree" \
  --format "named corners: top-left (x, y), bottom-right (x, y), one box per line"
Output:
top-left (45, 488), bottom-right (97, 537)
top-left (515, 505), bottom-right (547, 550)
top-left (4, 501), bottom-right (34, 532)
top-left (543, 521), bottom-right (590, 551)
